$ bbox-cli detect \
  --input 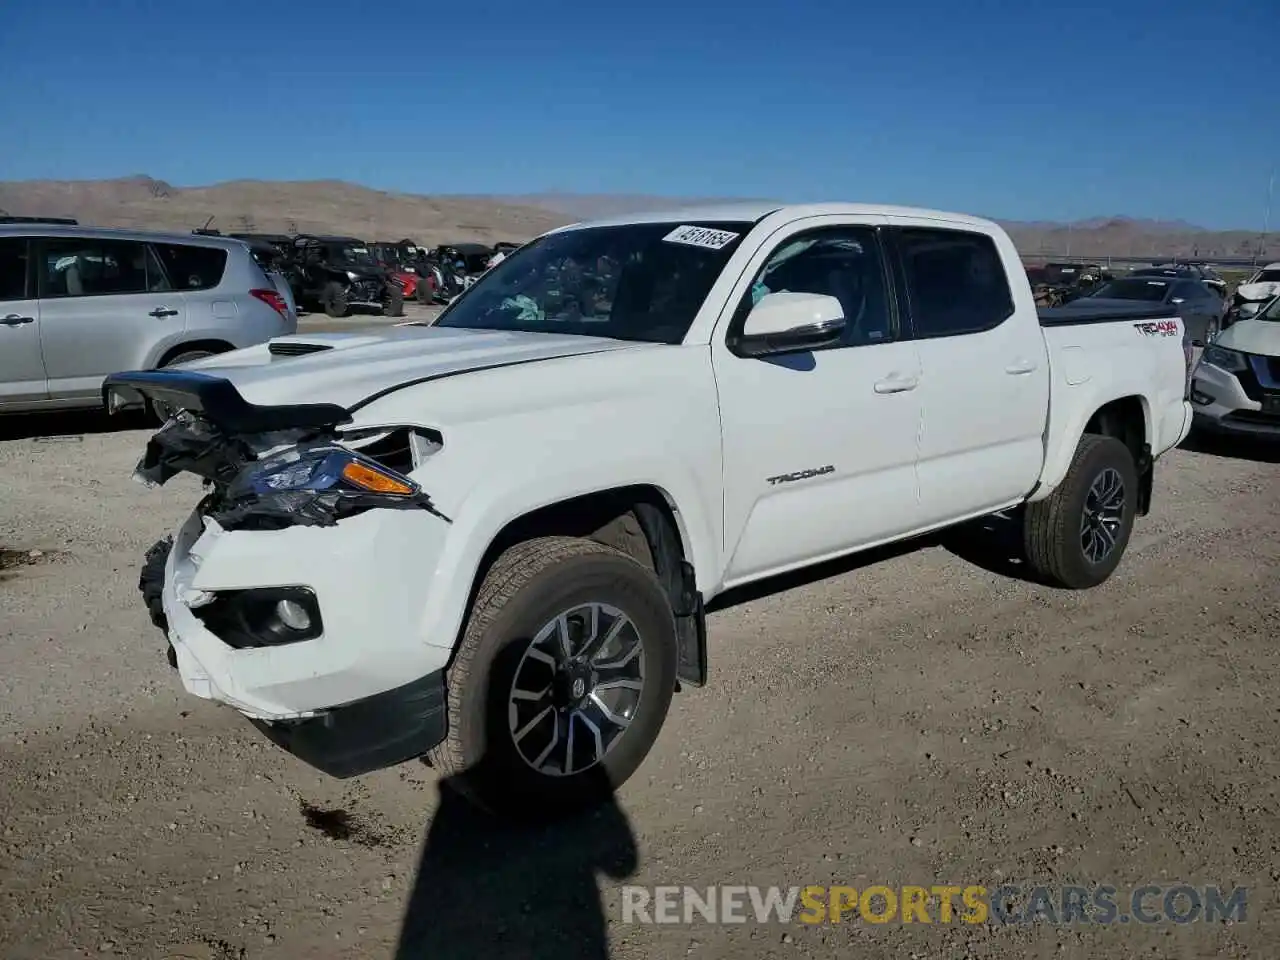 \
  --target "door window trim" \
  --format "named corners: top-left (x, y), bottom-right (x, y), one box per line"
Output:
top-left (884, 225), bottom-right (1016, 341)
top-left (722, 222), bottom-right (902, 358)
top-left (34, 237), bottom-right (158, 300)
